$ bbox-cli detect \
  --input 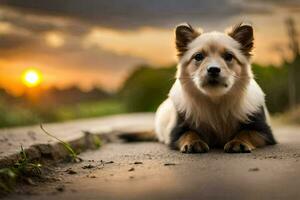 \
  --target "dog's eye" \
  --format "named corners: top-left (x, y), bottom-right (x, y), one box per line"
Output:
top-left (194, 53), bottom-right (205, 61)
top-left (224, 52), bottom-right (233, 62)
